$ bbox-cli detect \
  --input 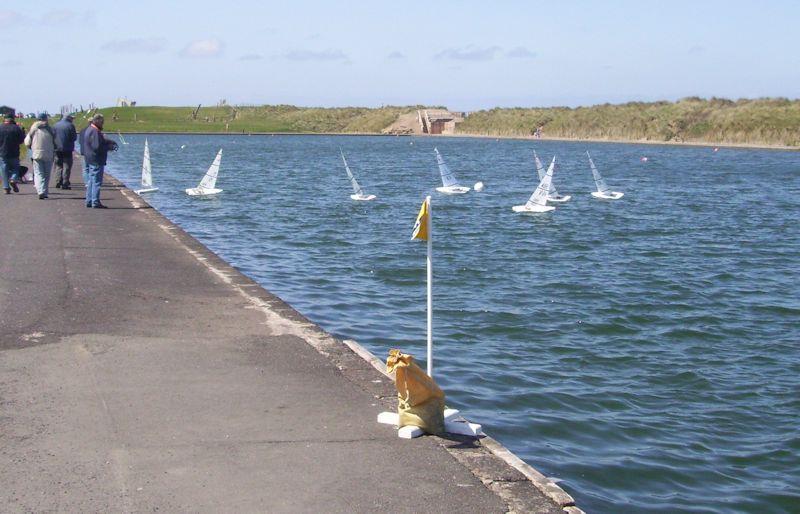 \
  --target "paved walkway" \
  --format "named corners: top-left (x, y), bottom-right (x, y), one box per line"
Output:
top-left (0, 158), bottom-right (566, 513)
